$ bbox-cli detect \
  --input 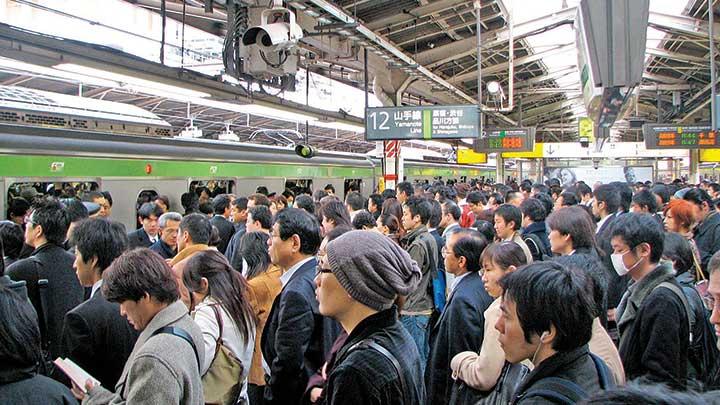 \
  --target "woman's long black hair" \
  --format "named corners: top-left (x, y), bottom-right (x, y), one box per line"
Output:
top-left (238, 231), bottom-right (272, 280)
